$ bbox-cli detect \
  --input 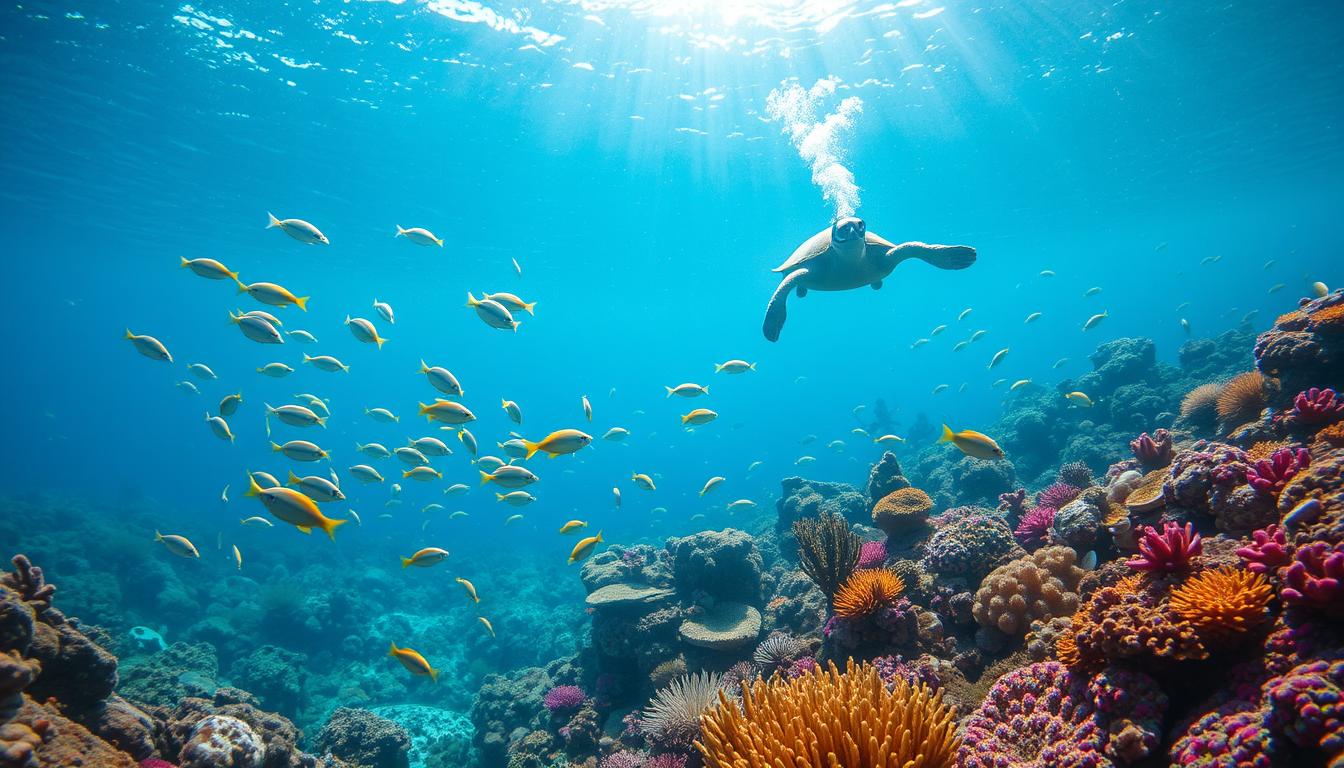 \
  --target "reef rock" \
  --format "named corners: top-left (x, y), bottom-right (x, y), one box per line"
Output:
top-left (1255, 291), bottom-right (1344, 405)
top-left (775, 477), bottom-right (866, 535)
top-left (315, 707), bottom-right (411, 768)
top-left (584, 584), bottom-right (674, 611)
top-left (665, 529), bottom-right (762, 604)
top-left (866, 452), bottom-right (911, 505)
top-left (178, 714), bottom-right (265, 768)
